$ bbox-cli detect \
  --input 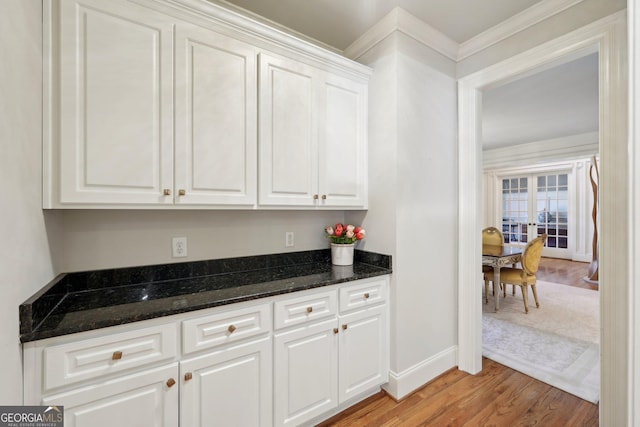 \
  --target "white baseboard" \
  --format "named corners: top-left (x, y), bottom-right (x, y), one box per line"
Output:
top-left (382, 345), bottom-right (458, 400)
